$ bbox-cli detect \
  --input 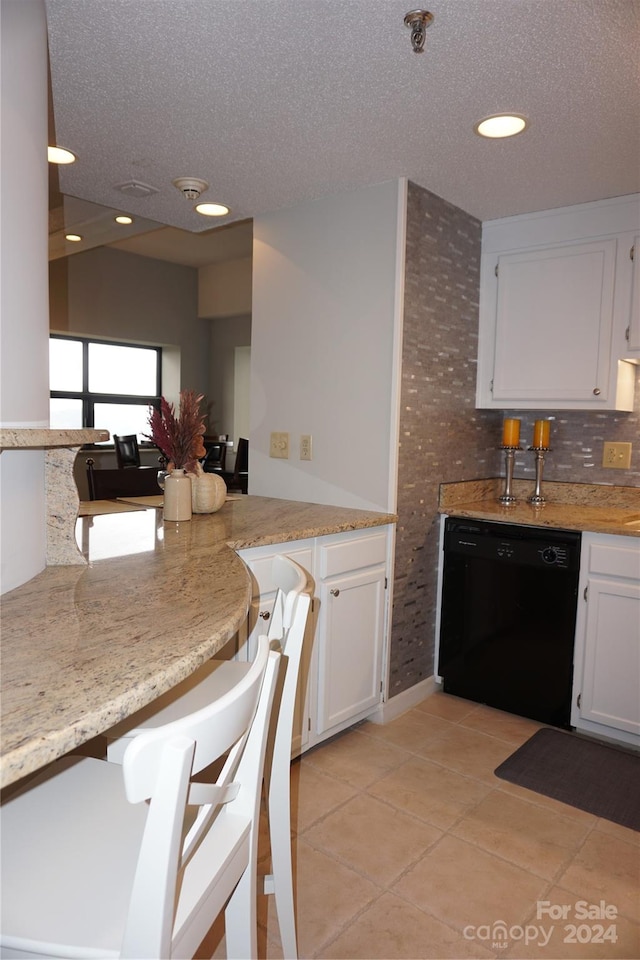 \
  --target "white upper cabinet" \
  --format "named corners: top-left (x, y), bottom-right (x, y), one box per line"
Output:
top-left (476, 195), bottom-right (639, 410)
top-left (626, 234), bottom-right (640, 357)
